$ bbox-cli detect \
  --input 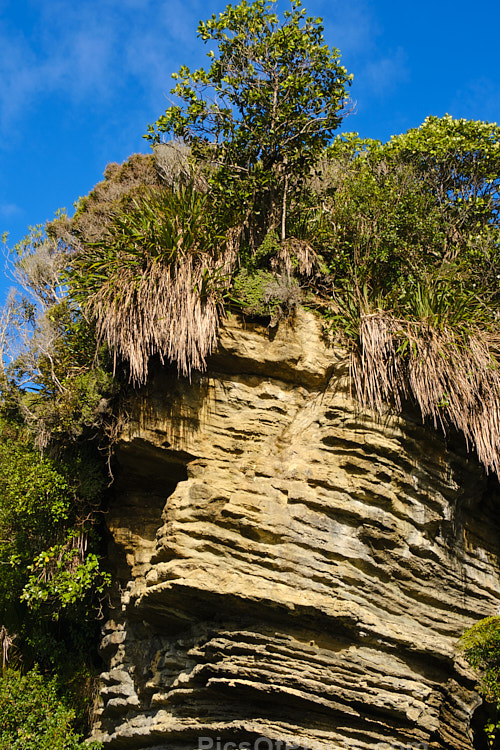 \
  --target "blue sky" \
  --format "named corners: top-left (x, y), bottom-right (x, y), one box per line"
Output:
top-left (0, 0), bottom-right (498, 305)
